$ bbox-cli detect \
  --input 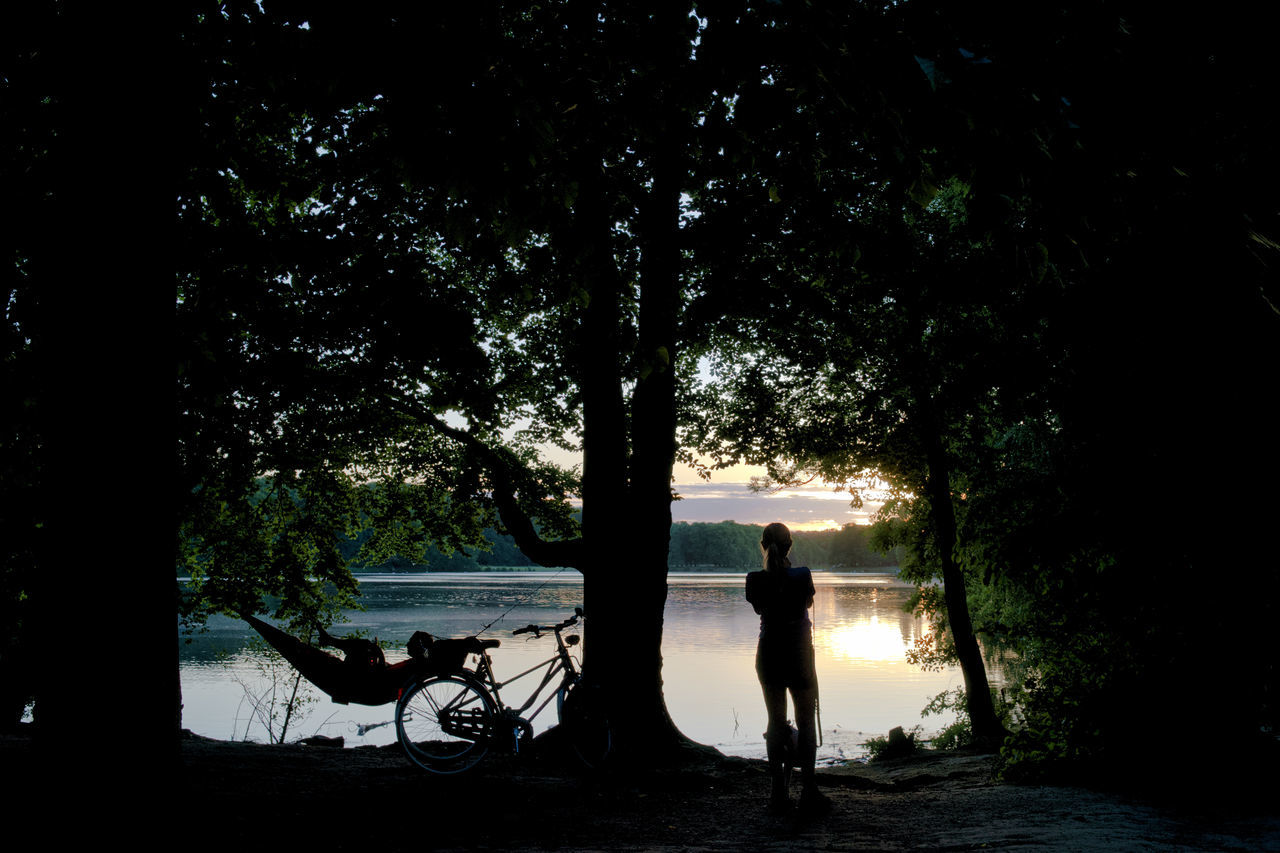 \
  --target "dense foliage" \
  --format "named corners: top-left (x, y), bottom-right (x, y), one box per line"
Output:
top-left (690, 0), bottom-right (1280, 775)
